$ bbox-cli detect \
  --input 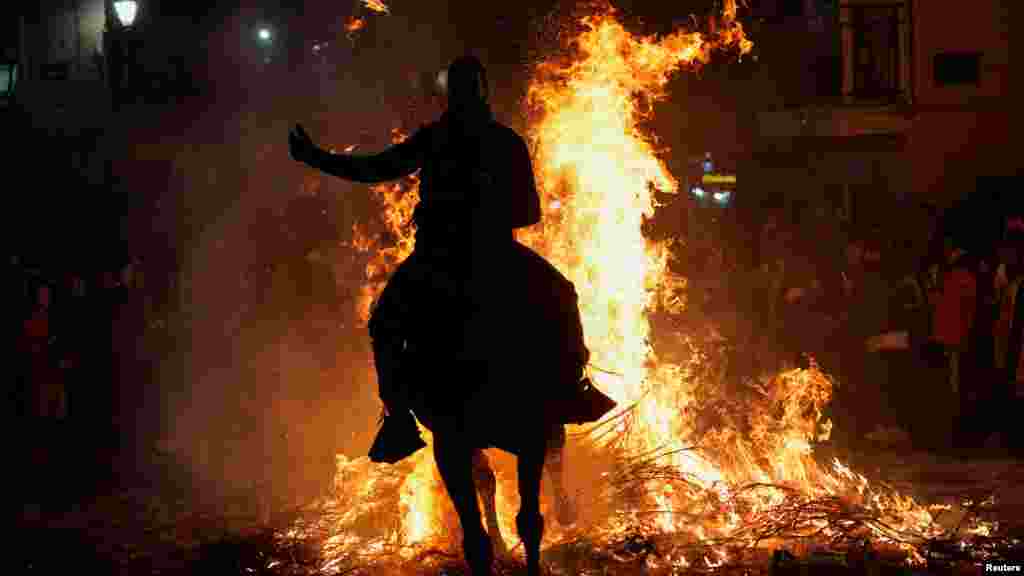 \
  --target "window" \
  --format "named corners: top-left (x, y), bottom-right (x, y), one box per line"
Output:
top-left (841, 2), bottom-right (909, 102)
top-left (852, 6), bottom-right (900, 97)
top-left (934, 52), bottom-right (981, 86)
